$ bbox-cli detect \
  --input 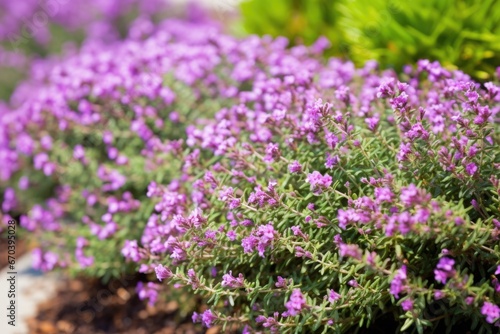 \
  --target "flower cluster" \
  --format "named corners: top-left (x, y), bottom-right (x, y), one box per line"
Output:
top-left (1, 11), bottom-right (499, 334)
